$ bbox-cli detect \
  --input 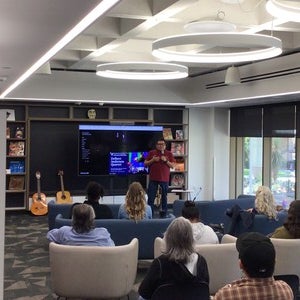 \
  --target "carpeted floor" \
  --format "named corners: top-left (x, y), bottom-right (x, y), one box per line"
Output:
top-left (4, 211), bottom-right (150, 300)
